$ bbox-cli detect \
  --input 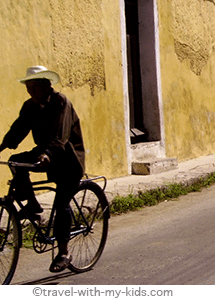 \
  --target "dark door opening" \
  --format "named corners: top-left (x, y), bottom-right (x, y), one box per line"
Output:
top-left (125, 0), bottom-right (147, 144)
top-left (125, 0), bottom-right (162, 144)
